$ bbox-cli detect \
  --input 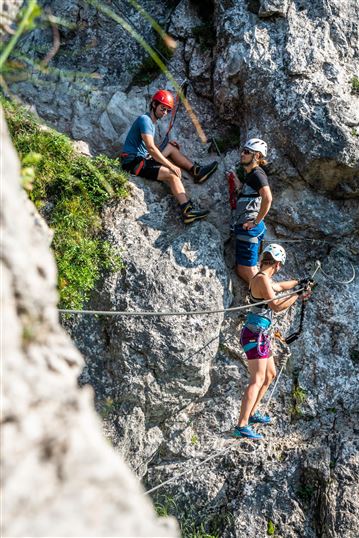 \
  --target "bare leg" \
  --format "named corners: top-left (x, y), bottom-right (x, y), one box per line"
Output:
top-left (157, 166), bottom-right (188, 205)
top-left (162, 143), bottom-right (193, 171)
top-left (238, 359), bottom-right (267, 427)
top-left (250, 356), bottom-right (276, 416)
top-left (235, 264), bottom-right (258, 284)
